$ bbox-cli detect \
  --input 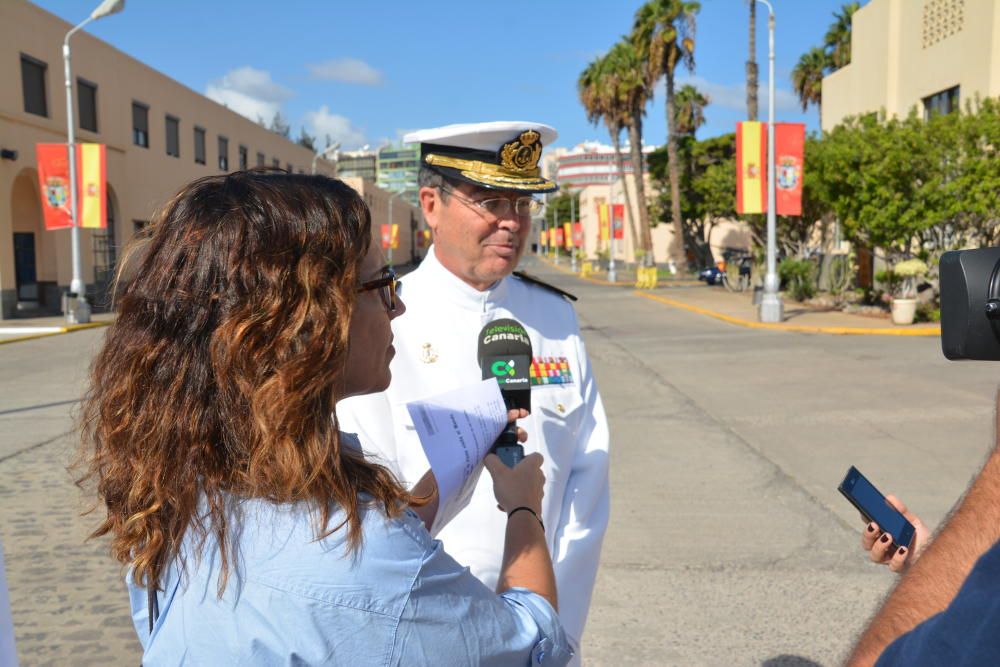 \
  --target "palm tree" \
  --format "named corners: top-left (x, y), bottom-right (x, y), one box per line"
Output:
top-left (606, 39), bottom-right (656, 265)
top-left (746, 0), bottom-right (758, 121)
top-left (824, 2), bottom-right (861, 70)
top-left (633, 0), bottom-right (700, 270)
top-left (674, 84), bottom-right (709, 136)
top-left (791, 46), bottom-right (828, 114)
top-left (578, 53), bottom-right (642, 260)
